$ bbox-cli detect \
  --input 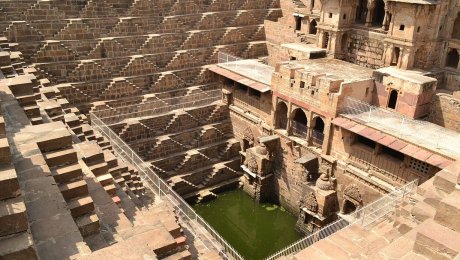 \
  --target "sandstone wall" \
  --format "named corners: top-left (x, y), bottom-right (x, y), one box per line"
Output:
top-left (344, 30), bottom-right (385, 69)
top-left (428, 93), bottom-right (460, 133)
